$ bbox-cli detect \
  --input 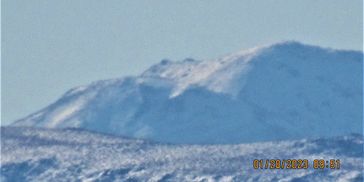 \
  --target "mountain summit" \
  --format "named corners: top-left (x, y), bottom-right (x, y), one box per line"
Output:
top-left (12, 41), bottom-right (363, 144)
